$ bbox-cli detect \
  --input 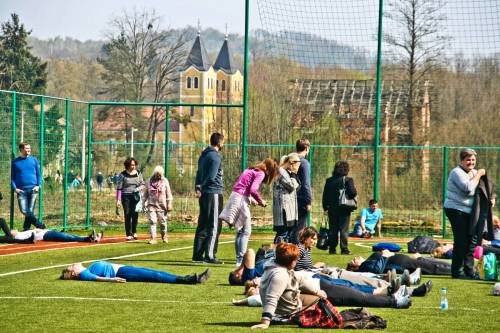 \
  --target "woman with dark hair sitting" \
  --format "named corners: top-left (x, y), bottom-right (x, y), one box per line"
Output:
top-left (322, 160), bottom-right (357, 255)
